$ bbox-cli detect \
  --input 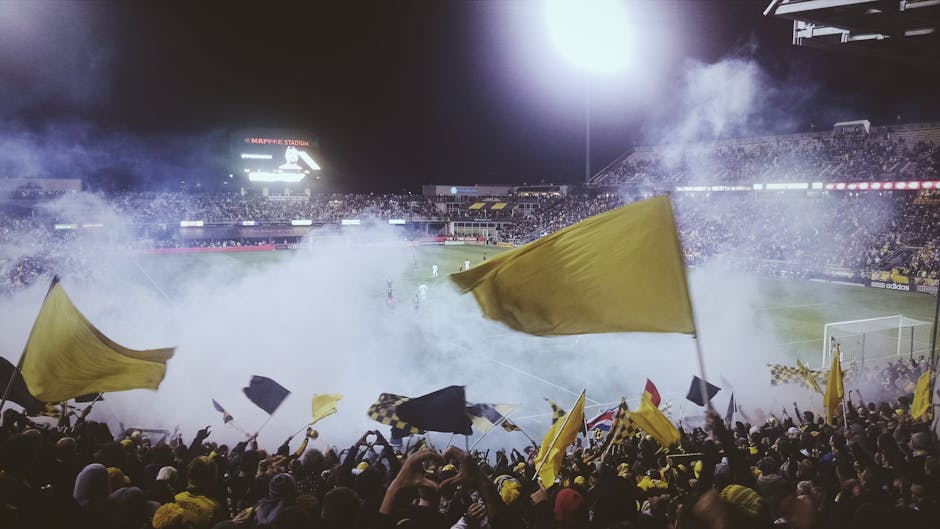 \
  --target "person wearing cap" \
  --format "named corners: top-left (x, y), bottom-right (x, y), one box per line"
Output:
top-left (247, 472), bottom-right (298, 529)
top-left (554, 488), bottom-right (588, 529)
